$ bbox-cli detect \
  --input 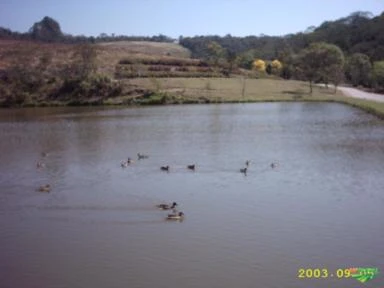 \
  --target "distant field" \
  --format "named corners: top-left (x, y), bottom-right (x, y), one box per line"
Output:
top-left (124, 78), bottom-right (331, 100)
top-left (97, 41), bottom-right (191, 58)
top-left (0, 39), bottom-right (192, 76)
top-left (96, 41), bottom-right (191, 76)
top-left (0, 39), bottom-right (73, 69)
top-left (113, 77), bottom-right (344, 104)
